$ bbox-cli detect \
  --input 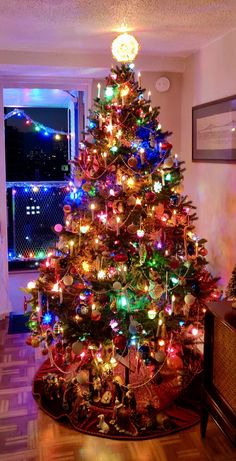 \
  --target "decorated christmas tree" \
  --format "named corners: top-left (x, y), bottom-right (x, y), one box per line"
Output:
top-left (24, 33), bottom-right (219, 438)
top-left (225, 265), bottom-right (236, 299)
